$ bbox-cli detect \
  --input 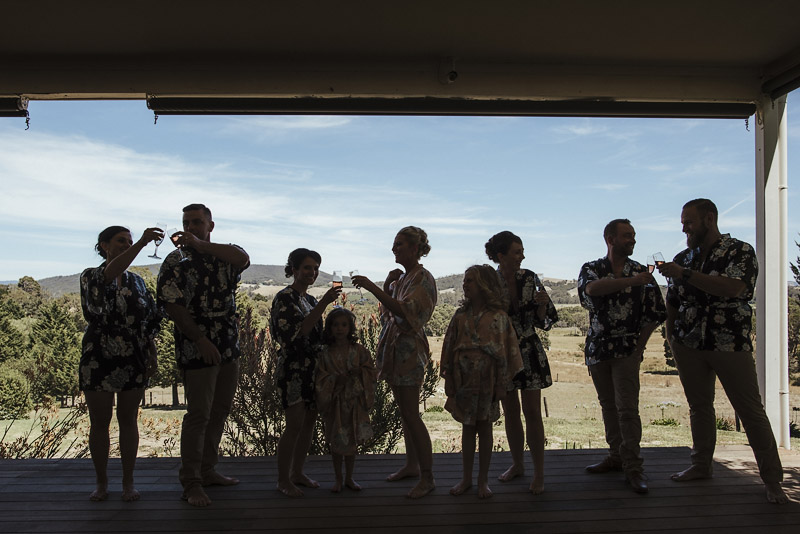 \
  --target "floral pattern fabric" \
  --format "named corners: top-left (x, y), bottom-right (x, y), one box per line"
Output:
top-left (80, 265), bottom-right (160, 392)
top-left (376, 265), bottom-right (437, 387)
top-left (270, 286), bottom-right (323, 408)
top-left (498, 269), bottom-right (557, 390)
top-left (441, 308), bottom-right (523, 425)
top-left (666, 234), bottom-right (757, 352)
top-left (156, 246), bottom-right (246, 371)
top-left (578, 257), bottom-right (667, 366)
top-left (315, 343), bottom-right (378, 455)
